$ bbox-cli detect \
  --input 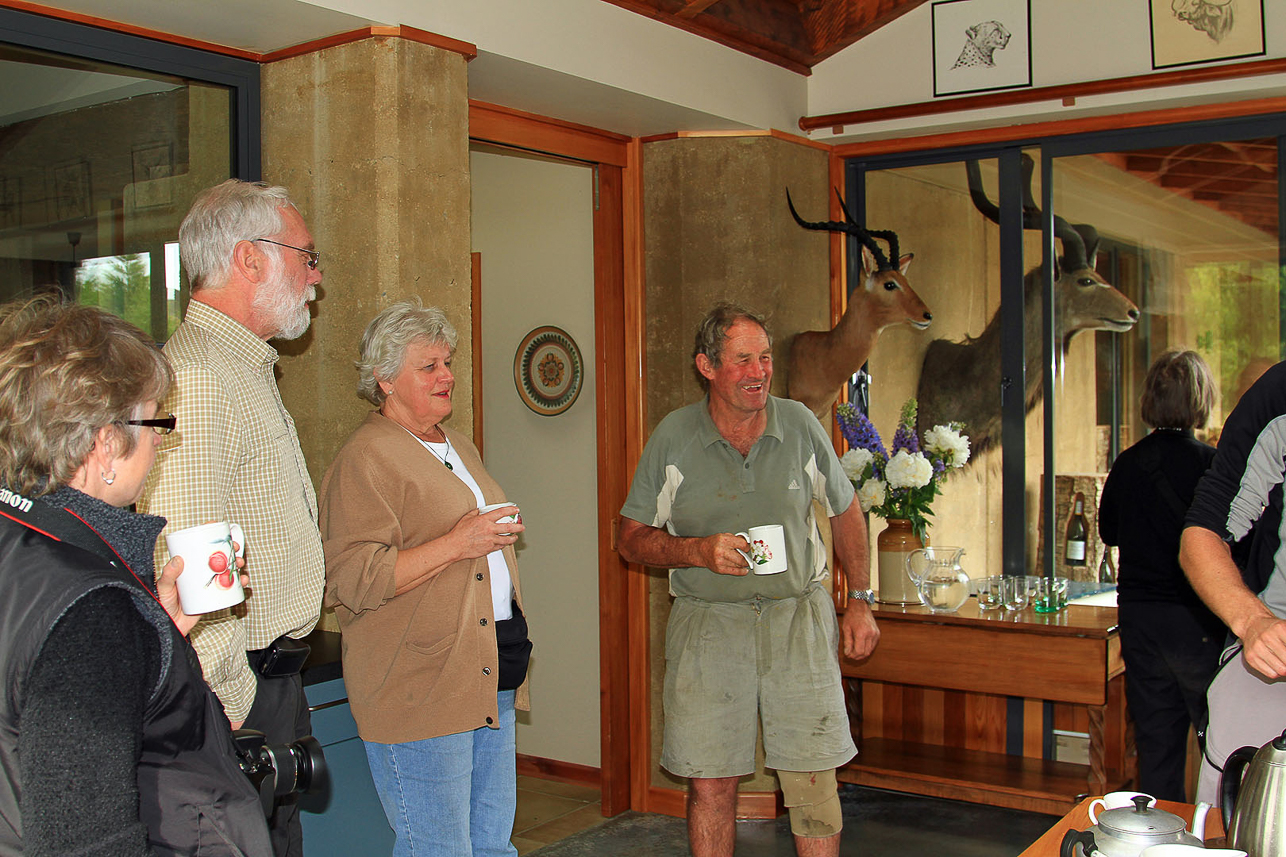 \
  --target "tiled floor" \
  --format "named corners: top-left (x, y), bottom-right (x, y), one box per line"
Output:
top-left (514, 782), bottom-right (1059, 857)
top-left (511, 775), bottom-right (609, 854)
